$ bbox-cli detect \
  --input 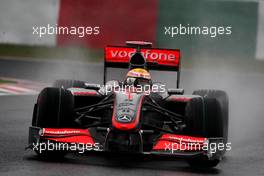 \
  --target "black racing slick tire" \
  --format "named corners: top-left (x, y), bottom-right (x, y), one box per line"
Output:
top-left (53, 79), bottom-right (86, 89)
top-left (192, 89), bottom-right (229, 143)
top-left (32, 87), bottom-right (75, 158)
top-left (32, 87), bottom-right (75, 127)
top-left (185, 89), bottom-right (228, 167)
